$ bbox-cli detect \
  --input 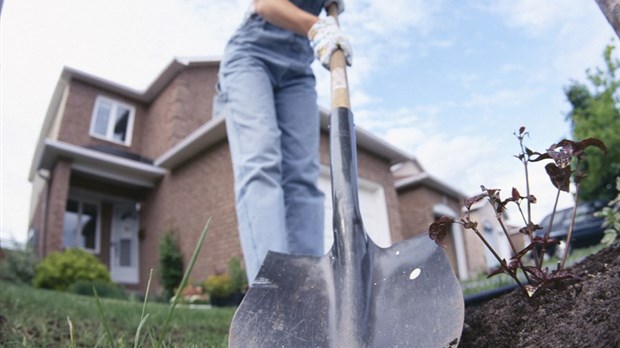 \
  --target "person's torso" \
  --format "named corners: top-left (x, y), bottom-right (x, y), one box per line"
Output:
top-left (224, 0), bottom-right (326, 69)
